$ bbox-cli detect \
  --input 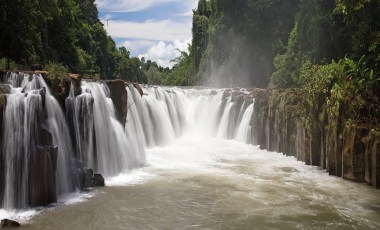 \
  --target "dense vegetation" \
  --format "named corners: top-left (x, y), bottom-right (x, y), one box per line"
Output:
top-left (180, 0), bottom-right (380, 126)
top-left (0, 0), bottom-right (174, 84)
